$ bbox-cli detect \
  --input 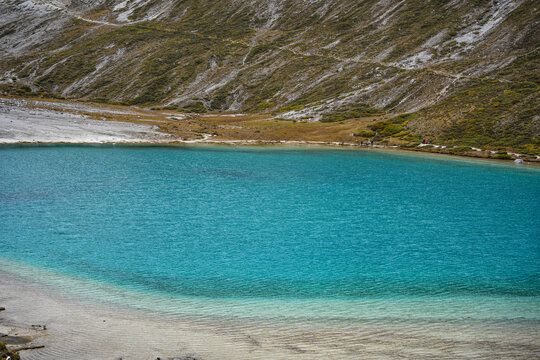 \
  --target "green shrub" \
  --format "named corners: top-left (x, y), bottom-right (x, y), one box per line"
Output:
top-left (0, 342), bottom-right (20, 360)
top-left (495, 151), bottom-right (512, 160)
top-left (182, 101), bottom-right (207, 113)
top-left (368, 121), bottom-right (404, 136)
top-left (16, 85), bottom-right (31, 93)
top-left (389, 113), bottom-right (418, 124)
top-left (393, 130), bottom-right (411, 137)
top-left (244, 44), bottom-right (275, 63)
top-left (355, 130), bottom-right (376, 137)
top-left (210, 89), bottom-right (228, 110)
top-left (279, 99), bottom-right (308, 112)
